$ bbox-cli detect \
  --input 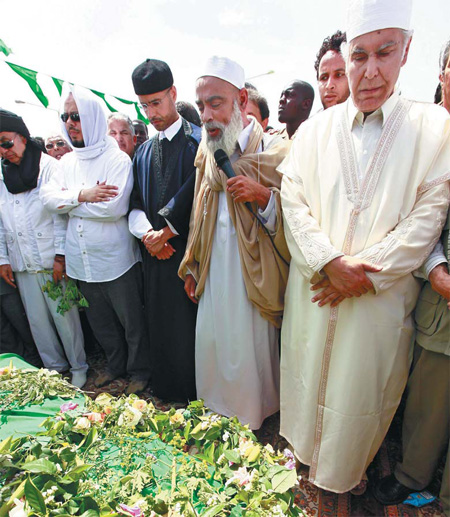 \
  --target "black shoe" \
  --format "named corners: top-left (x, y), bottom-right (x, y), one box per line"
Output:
top-left (94, 371), bottom-right (118, 388)
top-left (374, 474), bottom-right (415, 505)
